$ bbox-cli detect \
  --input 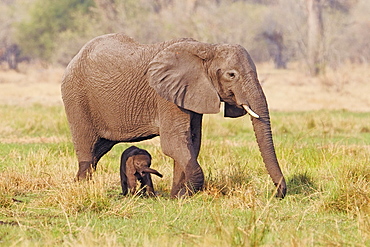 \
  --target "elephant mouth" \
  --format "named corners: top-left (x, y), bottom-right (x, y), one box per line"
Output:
top-left (230, 92), bottom-right (259, 119)
top-left (242, 104), bottom-right (260, 118)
